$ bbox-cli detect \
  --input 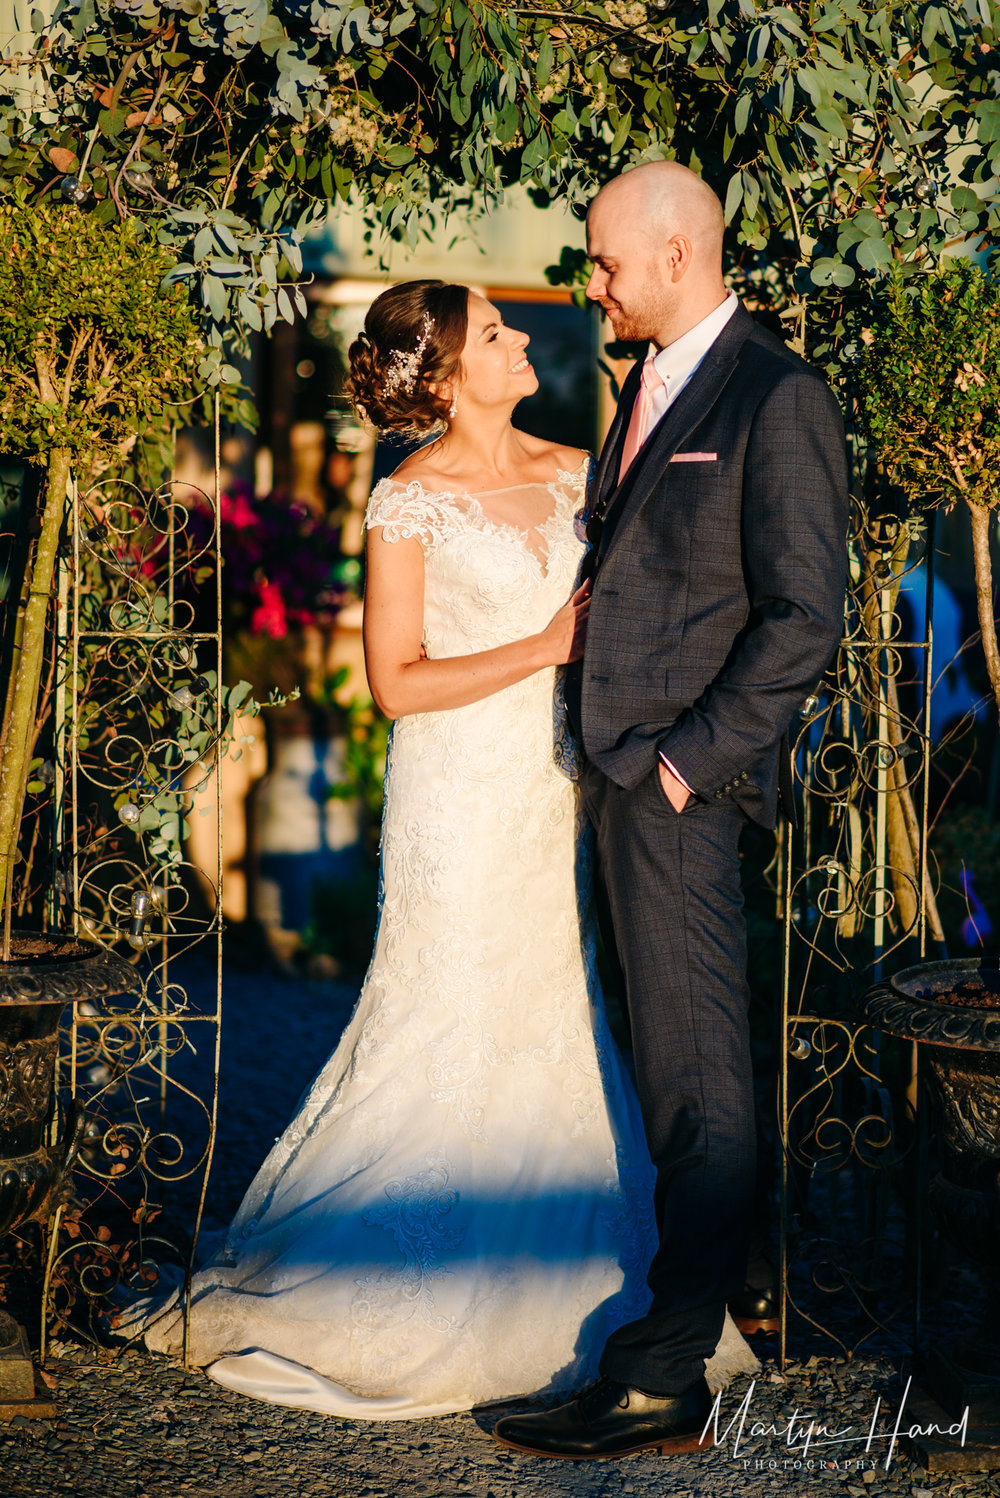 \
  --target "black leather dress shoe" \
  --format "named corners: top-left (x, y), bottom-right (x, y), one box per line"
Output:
top-left (492, 1376), bottom-right (714, 1460)
top-left (728, 1285), bottom-right (780, 1335)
